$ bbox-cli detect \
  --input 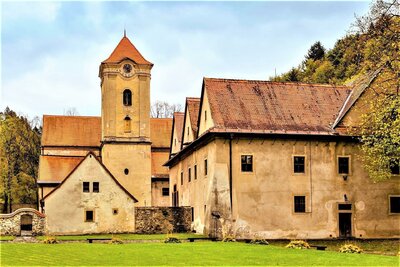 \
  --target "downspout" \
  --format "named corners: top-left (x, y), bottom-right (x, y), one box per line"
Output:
top-left (229, 134), bottom-right (233, 213)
